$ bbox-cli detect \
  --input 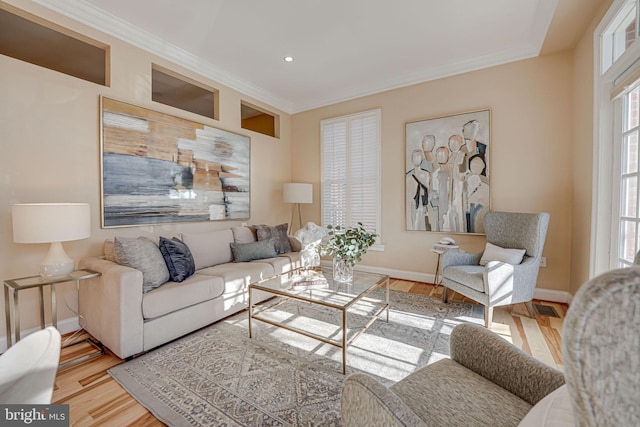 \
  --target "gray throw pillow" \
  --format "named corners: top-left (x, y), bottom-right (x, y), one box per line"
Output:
top-left (255, 223), bottom-right (292, 254)
top-left (230, 240), bottom-right (278, 262)
top-left (114, 236), bottom-right (170, 292)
